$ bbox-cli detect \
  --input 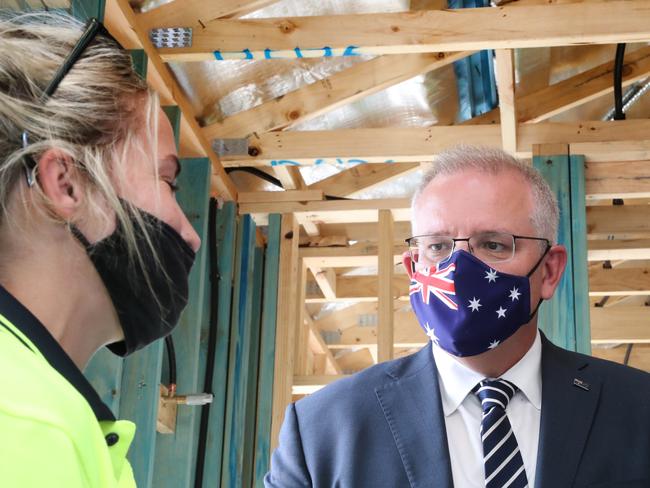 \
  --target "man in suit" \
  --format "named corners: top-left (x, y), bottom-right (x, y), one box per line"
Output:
top-left (265, 146), bottom-right (650, 488)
